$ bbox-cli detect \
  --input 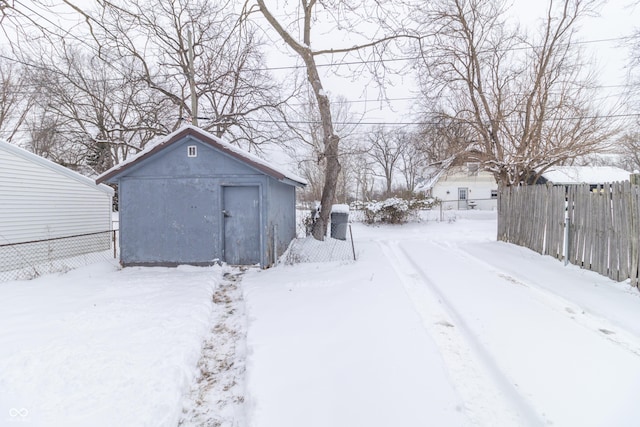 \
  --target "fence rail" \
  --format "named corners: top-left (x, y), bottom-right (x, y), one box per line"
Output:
top-left (0, 230), bottom-right (117, 282)
top-left (498, 183), bottom-right (640, 287)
